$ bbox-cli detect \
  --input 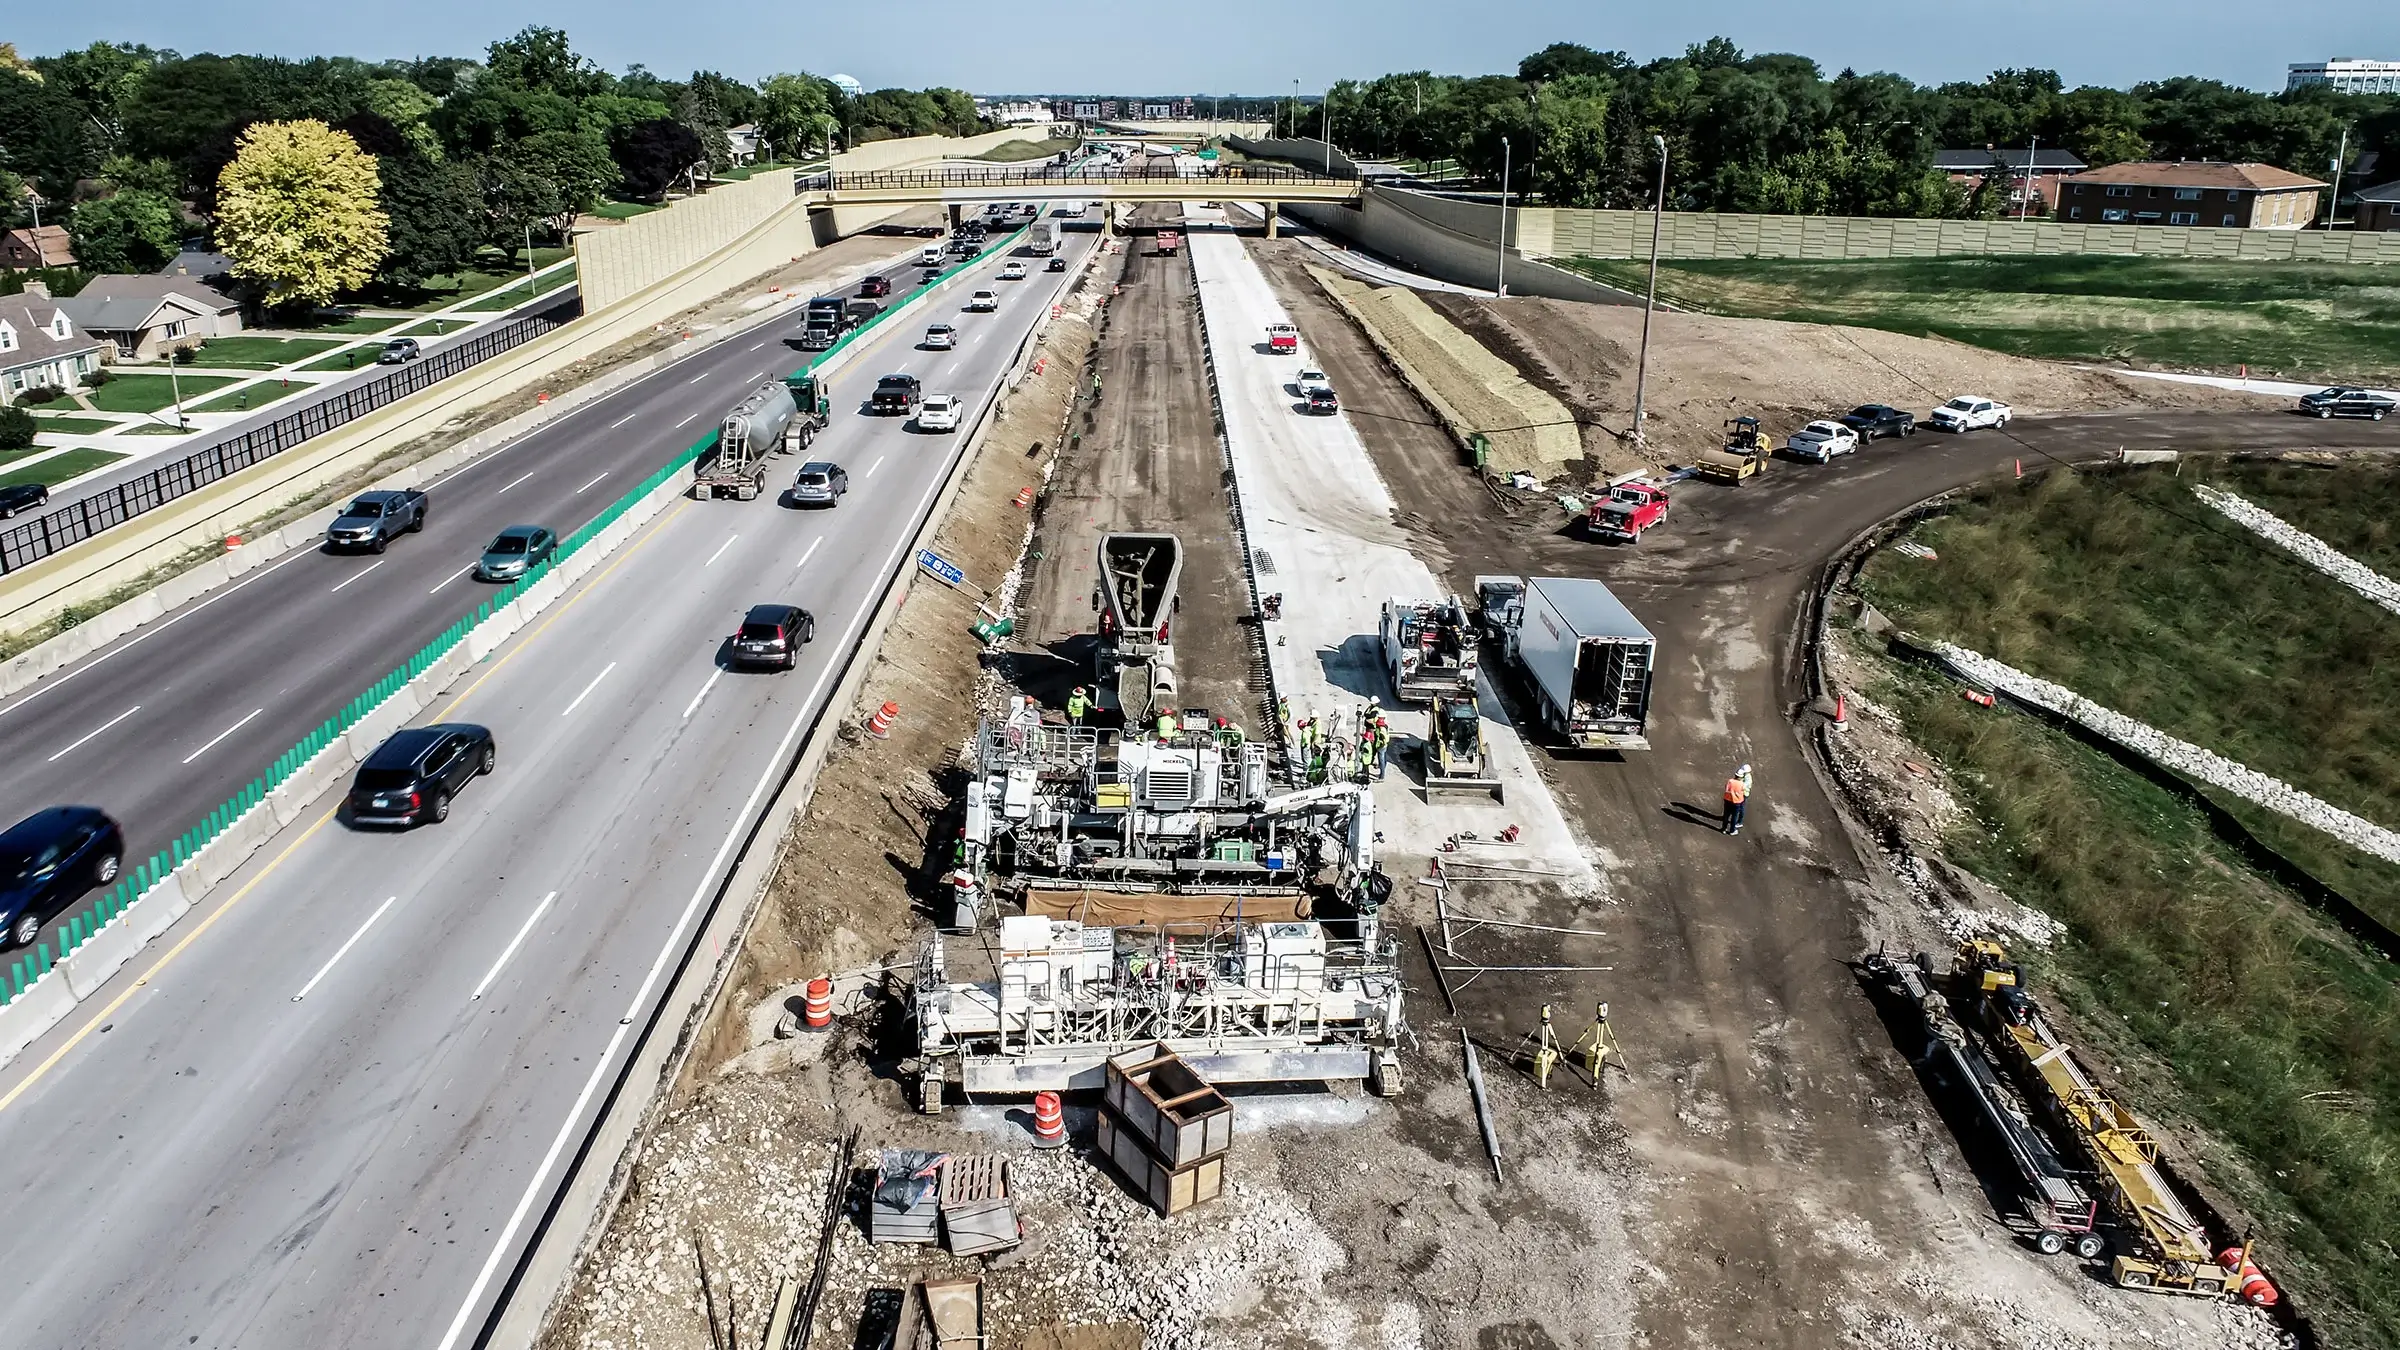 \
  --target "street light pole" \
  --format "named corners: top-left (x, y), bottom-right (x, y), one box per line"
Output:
top-left (2020, 135), bottom-right (2038, 220)
top-left (1325, 85), bottom-right (1334, 174)
top-left (2328, 125), bottom-right (2349, 230)
top-left (1630, 134), bottom-right (1668, 450)
top-left (1495, 136), bottom-right (1510, 298)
